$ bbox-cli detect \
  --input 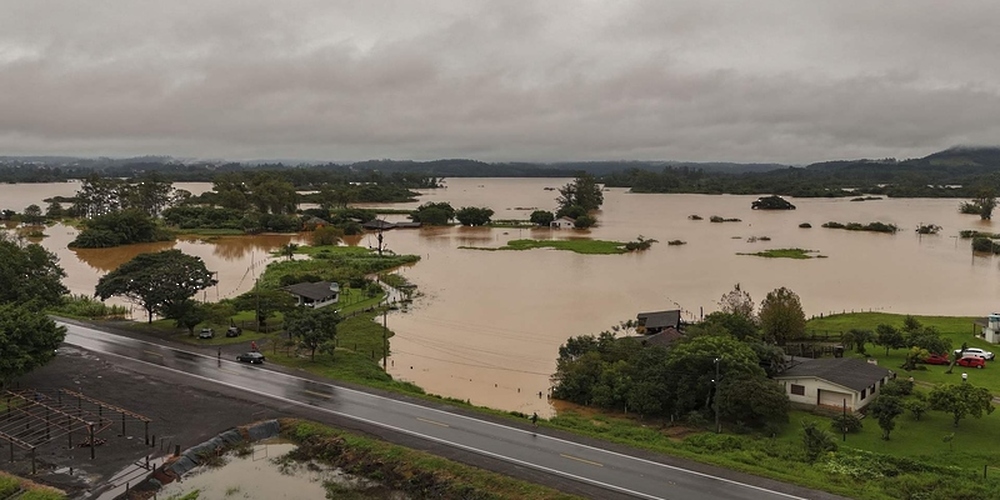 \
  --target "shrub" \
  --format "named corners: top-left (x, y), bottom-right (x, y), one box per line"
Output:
top-left (830, 413), bottom-right (863, 434)
top-left (972, 237), bottom-right (993, 252)
top-left (802, 421), bottom-right (837, 463)
top-left (799, 222), bottom-right (812, 228)
top-left (880, 379), bottom-right (914, 397)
